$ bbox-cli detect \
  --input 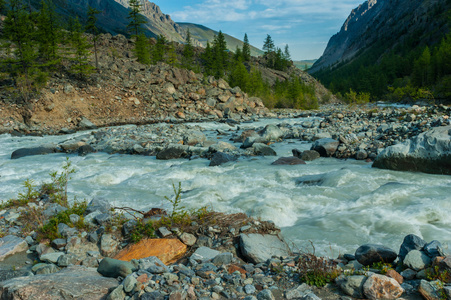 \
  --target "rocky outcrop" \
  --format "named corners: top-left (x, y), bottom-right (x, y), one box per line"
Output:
top-left (373, 125), bottom-right (451, 175)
